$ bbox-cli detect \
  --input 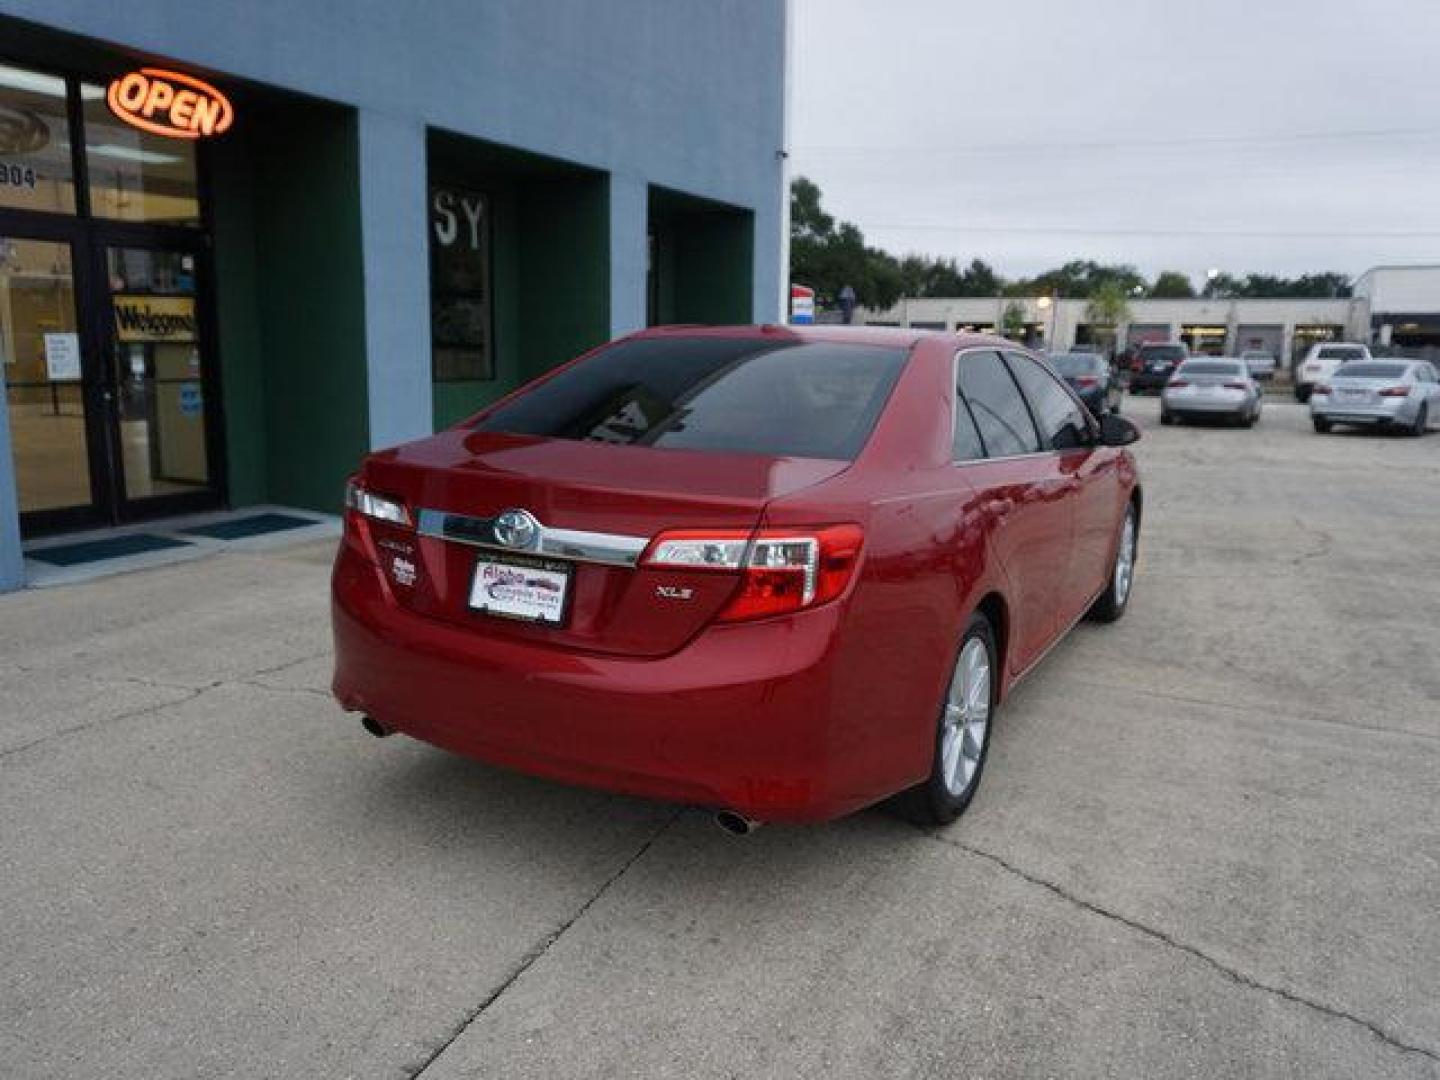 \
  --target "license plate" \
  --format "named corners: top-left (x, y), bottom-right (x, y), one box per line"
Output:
top-left (1339, 389), bottom-right (1366, 399)
top-left (469, 553), bottom-right (572, 626)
